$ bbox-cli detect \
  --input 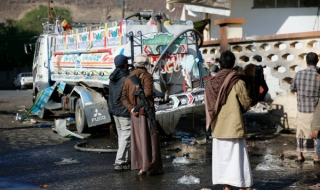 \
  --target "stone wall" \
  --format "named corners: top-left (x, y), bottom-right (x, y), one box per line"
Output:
top-left (201, 31), bottom-right (320, 129)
